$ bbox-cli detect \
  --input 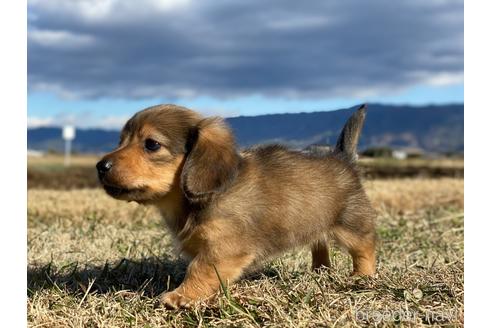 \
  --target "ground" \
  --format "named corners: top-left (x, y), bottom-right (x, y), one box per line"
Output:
top-left (27, 168), bottom-right (464, 327)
